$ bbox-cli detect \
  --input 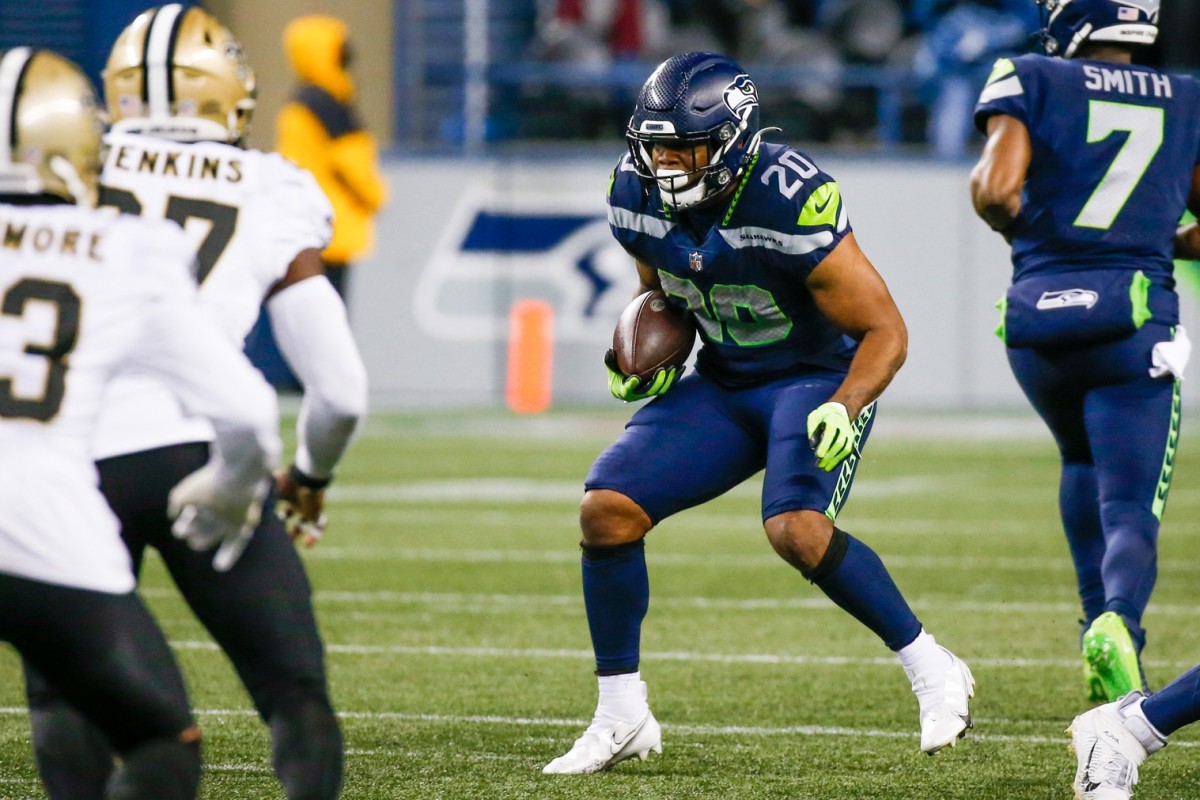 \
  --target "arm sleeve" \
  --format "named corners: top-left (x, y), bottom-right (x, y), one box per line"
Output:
top-left (266, 274), bottom-right (368, 480)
